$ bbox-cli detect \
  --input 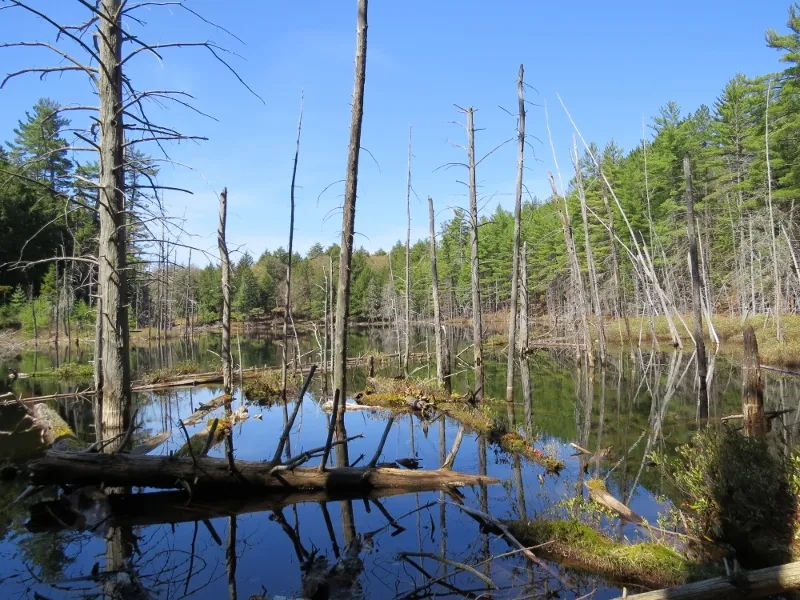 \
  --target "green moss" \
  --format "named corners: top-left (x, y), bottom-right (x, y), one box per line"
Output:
top-left (507, 520), bottom-right (717, 588)
top-left (30, 362), bottom-right (93, 380)
top-left (243, 370), bottom-right (298, 404)
top-left (142, 361), bottom-right (206, 384)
